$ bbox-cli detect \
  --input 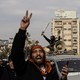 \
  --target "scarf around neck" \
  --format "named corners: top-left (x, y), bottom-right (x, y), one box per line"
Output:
top-left (29, 58), bottom-right (52, 76)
